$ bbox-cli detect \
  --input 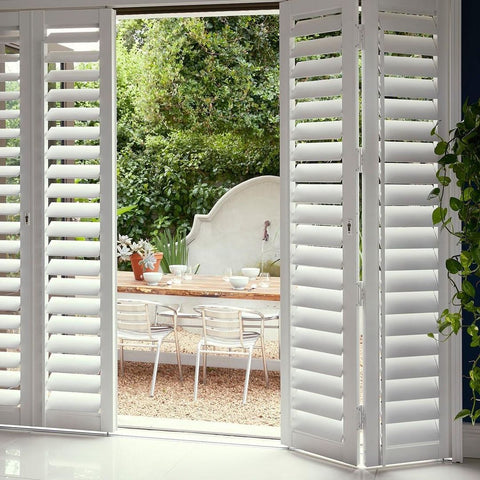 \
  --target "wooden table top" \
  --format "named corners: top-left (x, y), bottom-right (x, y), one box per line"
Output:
top-left (117, 271), bottom-right (280, 301)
